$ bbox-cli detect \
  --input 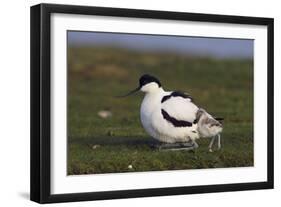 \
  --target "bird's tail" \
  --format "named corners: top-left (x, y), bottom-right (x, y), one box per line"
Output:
top-left (215, 117), bottom-right (224, 124)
